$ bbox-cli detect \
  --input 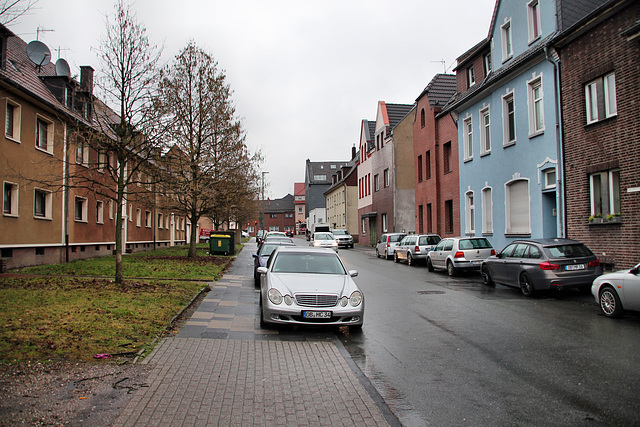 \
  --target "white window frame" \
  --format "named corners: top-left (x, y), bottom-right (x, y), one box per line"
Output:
top-left (158, 213), bottom-right (163, 229)
top-left (136, 208), bottom-right (141, 227)
top-left (3, 181), bottom-right (19, 217)
top-left (527, 75), bottom-right (545, 136)
top-left (463, 116), bottom-right (473, 161)
top-left (502, 92), bottom-right (516, 146)
top-left (74, 196), bottom-right (88, 222)
top-left (590, 169), bottom-right (621, 217)
top-left (467, 66), bottom-right (475, 87)
top-left (33, 188), bottom-right (52, 220)
top-left (382, 213), bottom-right (388, 233)
top-left (374, 174), bottom-right (379, 192)
top-left (5, 100), bottom-right (21, 142)
top-left (129, 203), bottom-right (133, 222)
top-left (384, 169), bottom-right (390, 188)
top-left (480, 107), bottom-right (491, 155)
top-left (465, 191), bottom-right (475, 235)
top-left (505, 179), bottom-right (531, 235)
top-left (543, 169), bottom-right (557, 190)
top-left (96, 200), bottom-right (104, 224)
top-left (145, 210), bottom-right (151, 228)
top-left (585, 81), bottom-right (598, 124)
top-left (109, 199), bottom-right (114, 220)
top-left (35, 115), bottom-right (54, 154)
top-left (98, 151), bottom-right (107, 173)
top-left (501, 20), bottom-right (513, 62)
top-left (604, 73), bottom-right (617, 118)
top-left (527, 0), bottom-right (541, 44)
top-left (482, 187), bottom-right (493, 234)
